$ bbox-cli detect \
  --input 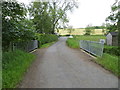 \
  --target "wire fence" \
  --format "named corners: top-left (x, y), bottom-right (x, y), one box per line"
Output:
top-left (80, 40), bottom-right (104, 57)
top-left (12, 40), bottom-right (38, 52)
